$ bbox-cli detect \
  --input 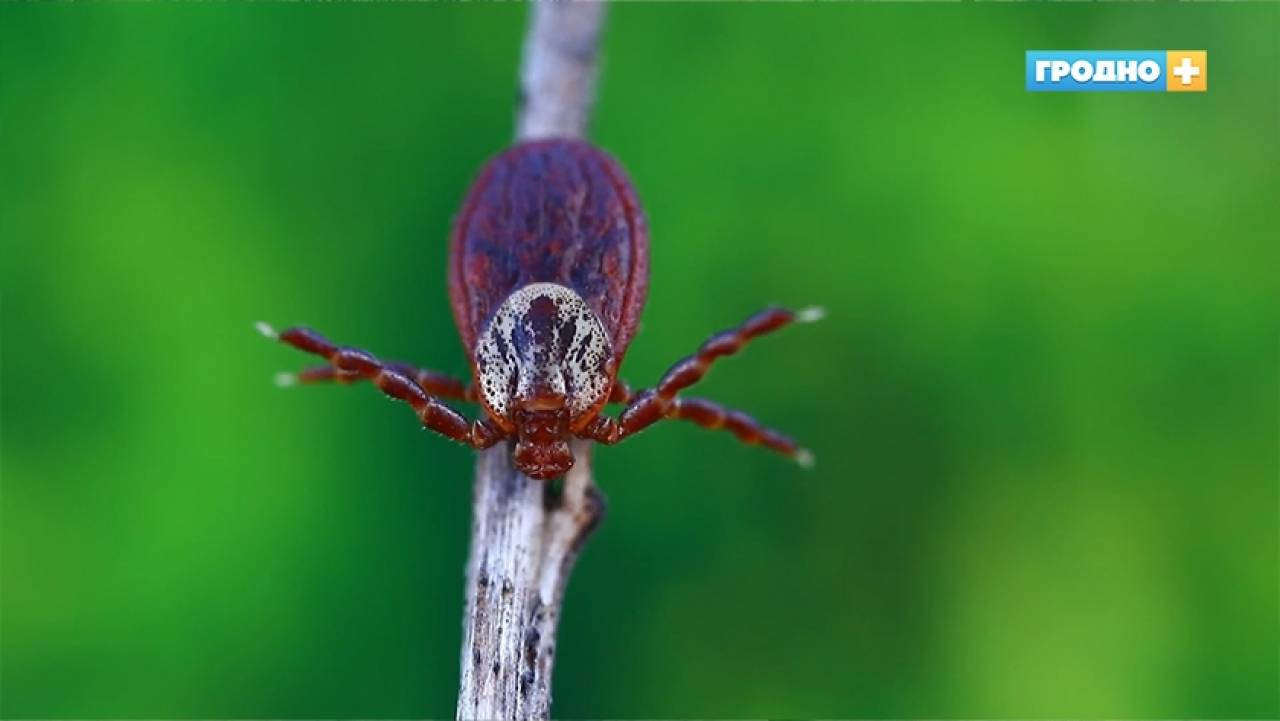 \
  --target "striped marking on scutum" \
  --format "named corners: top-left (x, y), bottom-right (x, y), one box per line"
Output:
top-left (475, 283), bottom-right (612, 422)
